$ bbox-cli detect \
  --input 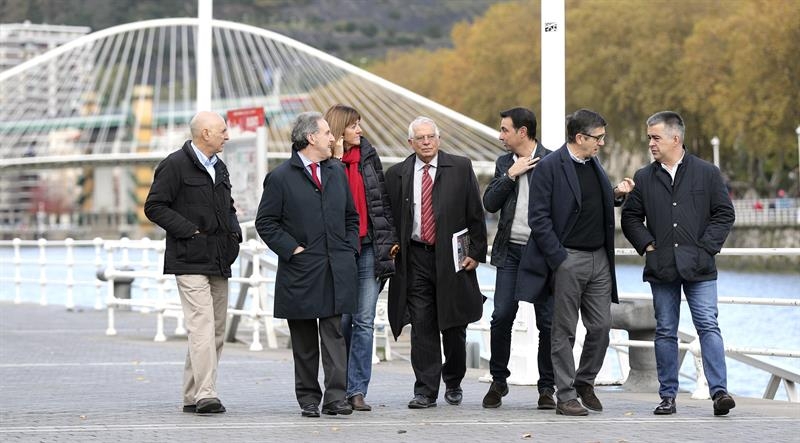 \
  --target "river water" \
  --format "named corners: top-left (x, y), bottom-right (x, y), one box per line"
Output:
top-left (1, 246), bottom-right (798, 401)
